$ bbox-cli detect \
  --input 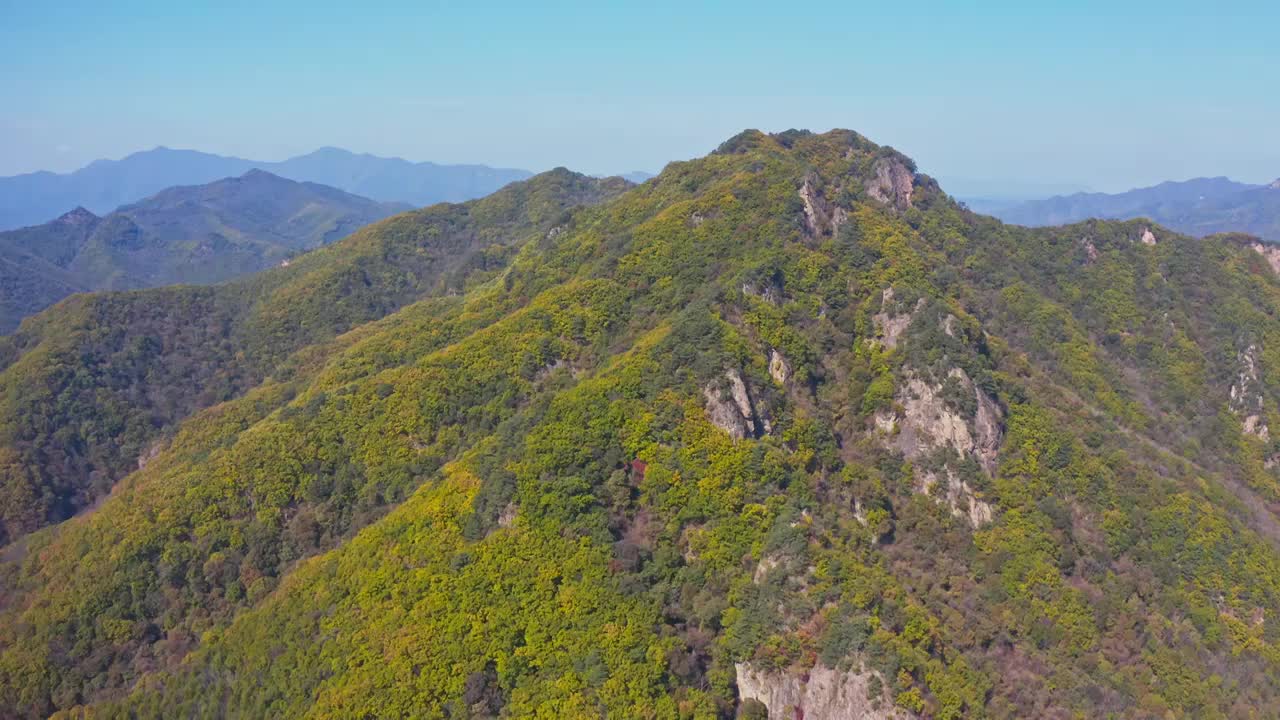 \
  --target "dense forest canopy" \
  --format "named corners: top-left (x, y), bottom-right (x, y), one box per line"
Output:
top-left (3, 129), bottom-right (1280, 719)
